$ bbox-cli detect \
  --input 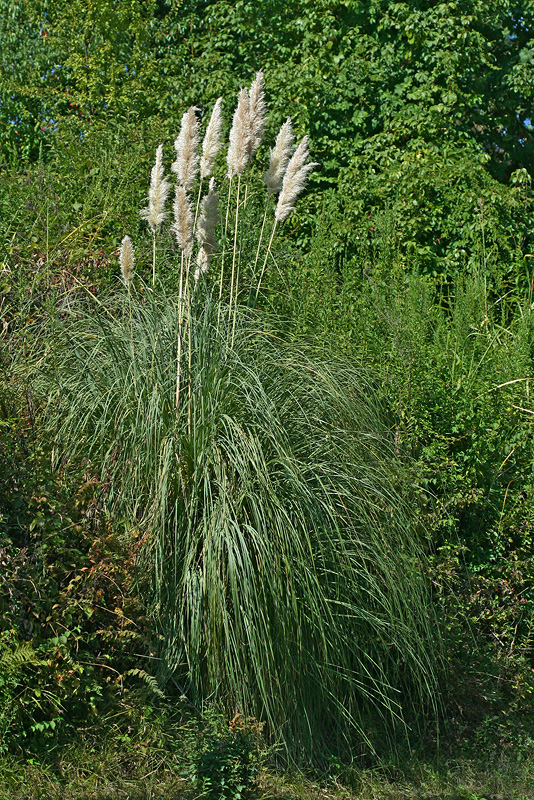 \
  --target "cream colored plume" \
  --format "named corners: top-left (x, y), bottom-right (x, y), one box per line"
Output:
top-left (140, 145), bottom-right (170, 234)
top-left (248, 70), bottom-right (266, 156)
top-left (196, 178), bottom-right (219, 253)
top-left (200, 97), bottom-right (223, 178)
top-left (172, 106), bottom-right (200, 192)
top-left (195, 178), bottom-right (219, 280)
top-left (194, 248), bottom-right (210, 283)
top-left (172, 185), bottom-right (193, 257)
top-left (227, 88), bottom-right (251, 178)
top-left (119, 235), bottom-right (135, 285)
top-left (275, 136), bottom-right (318, 222)
top-left (264, 117), bottom-right (294, 195)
